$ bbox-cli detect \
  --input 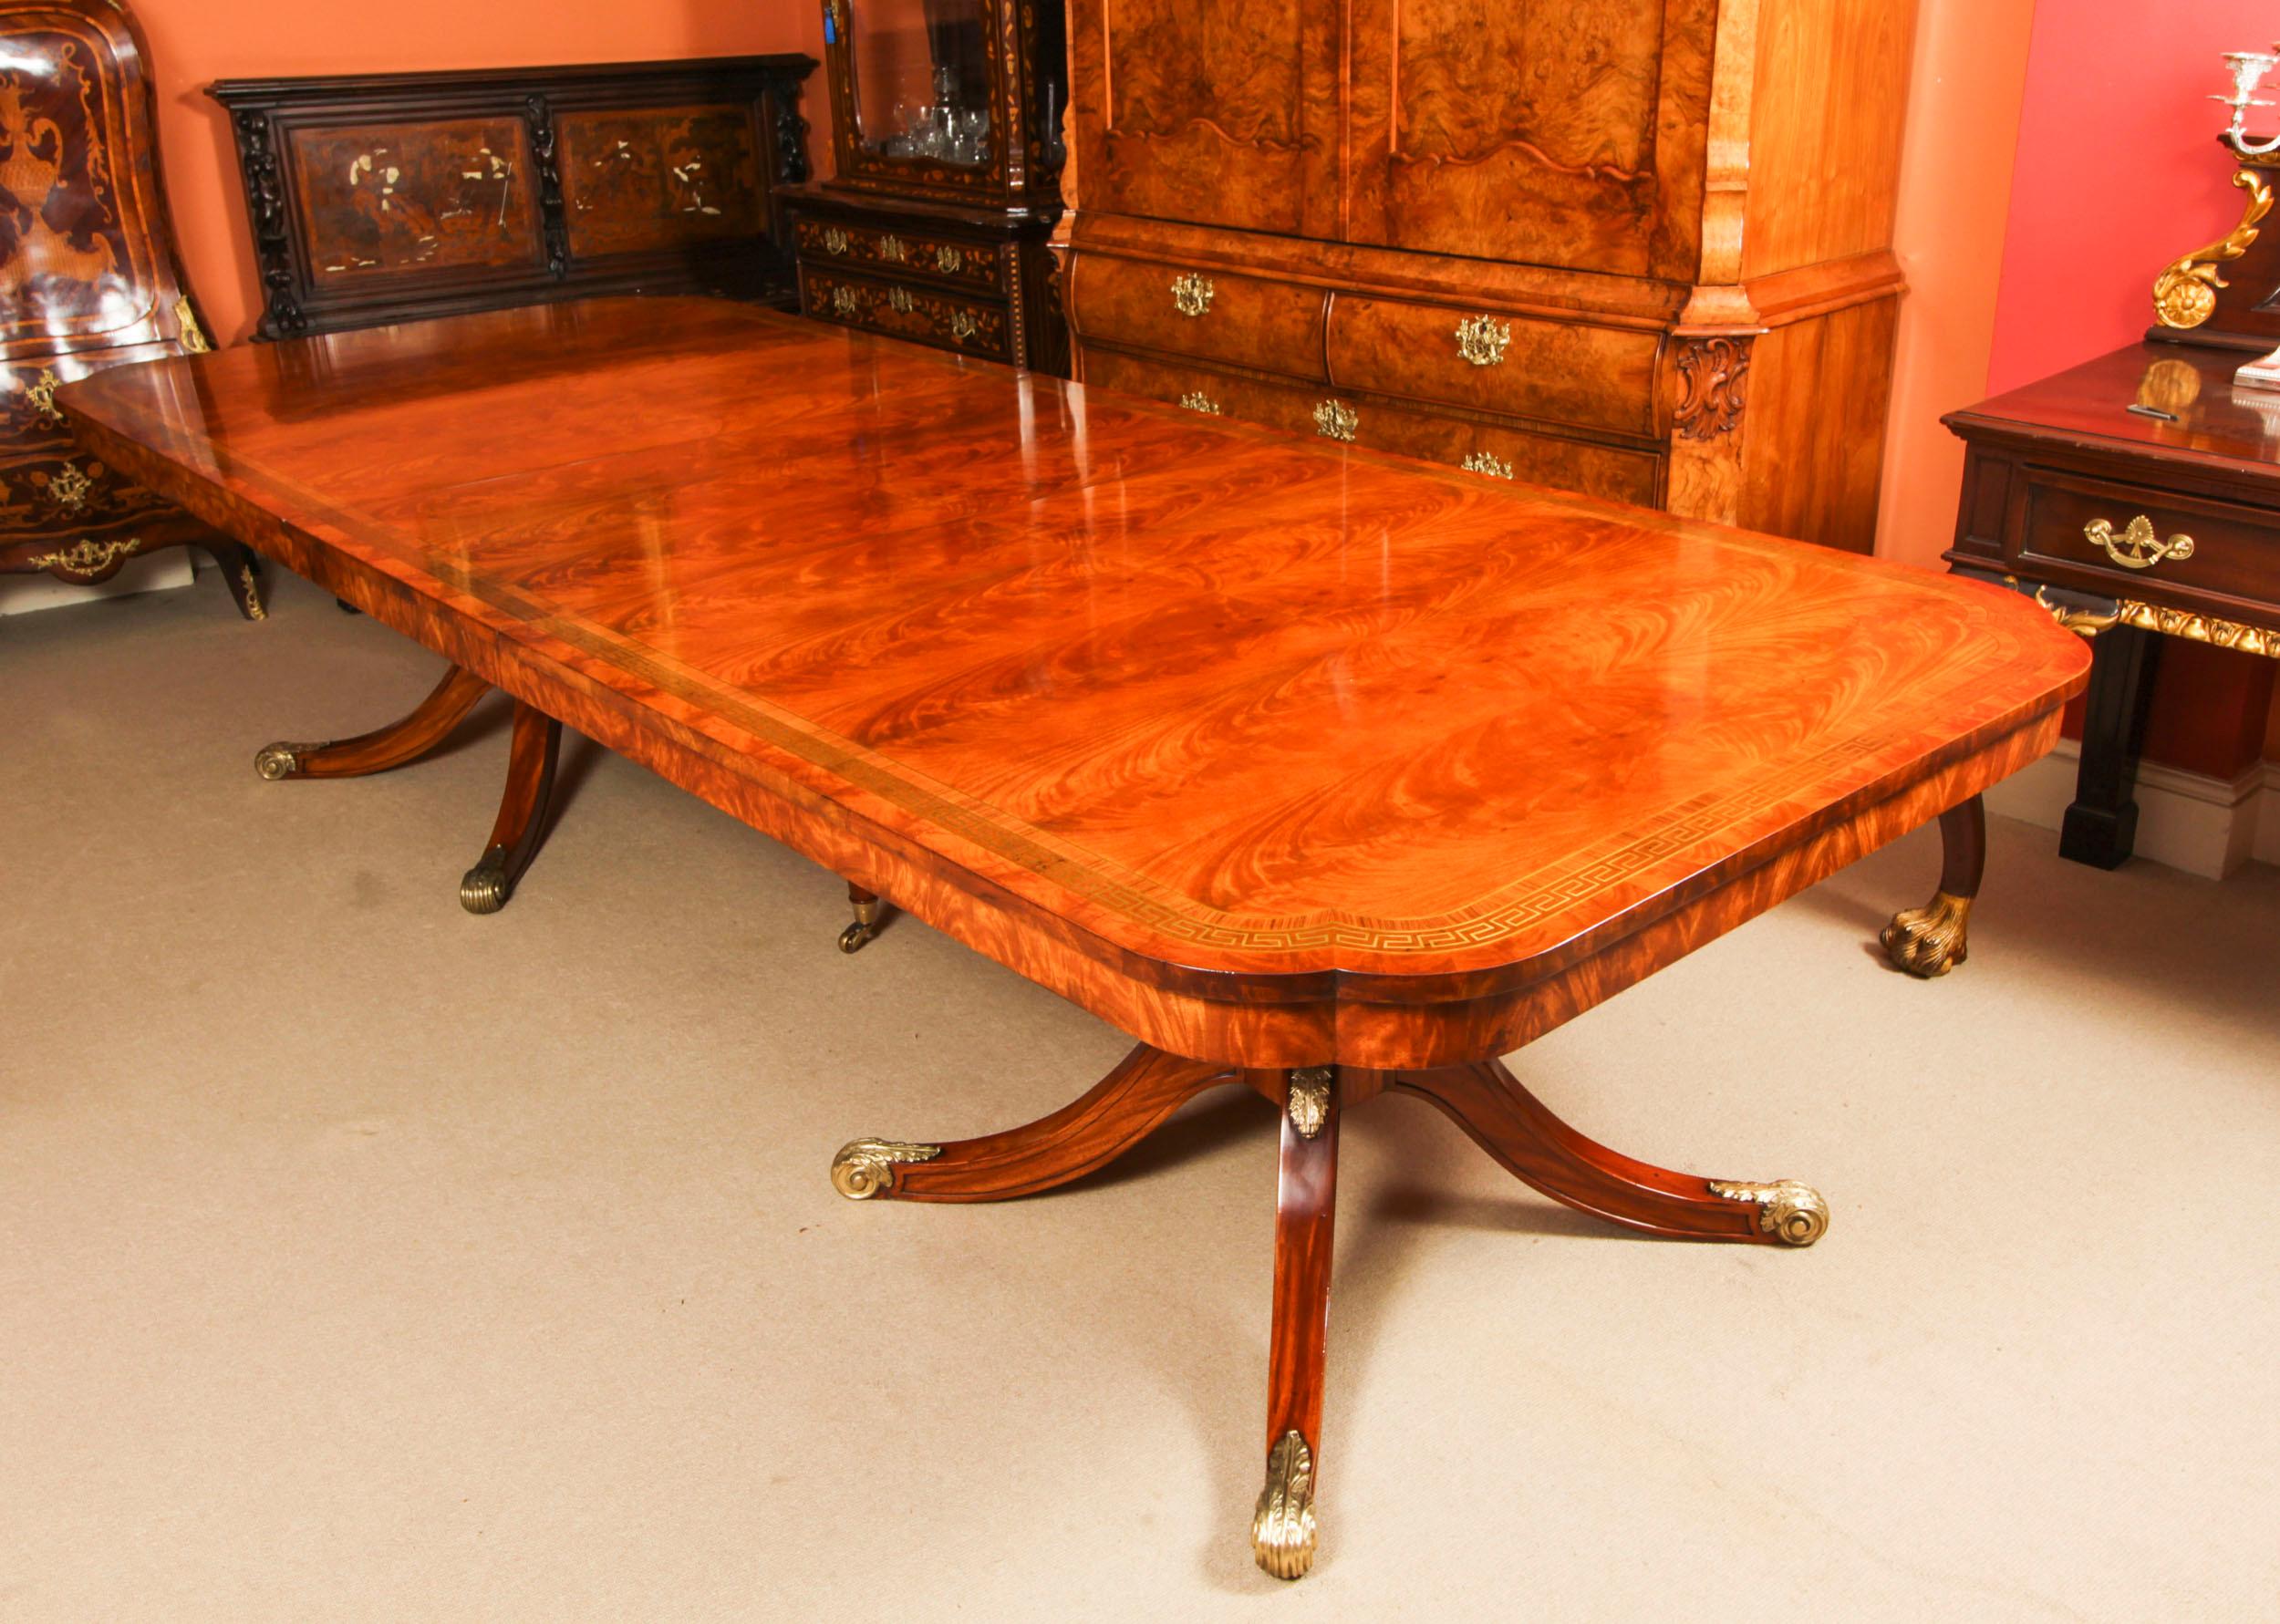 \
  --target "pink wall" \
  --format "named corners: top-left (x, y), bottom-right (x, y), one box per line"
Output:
top-left (1984, 0), bottom-right (2280, 774)
top-left (131, 0), bottom-right (815, 347)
